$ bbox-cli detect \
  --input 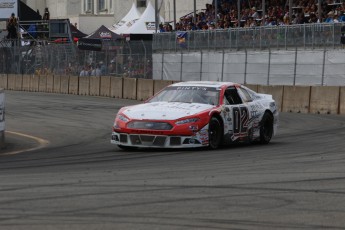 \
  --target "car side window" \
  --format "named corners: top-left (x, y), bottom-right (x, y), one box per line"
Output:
top-left (224, 87), bottom-right (243, 105)
top-left (238, 87), bottom-right (253, 102)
